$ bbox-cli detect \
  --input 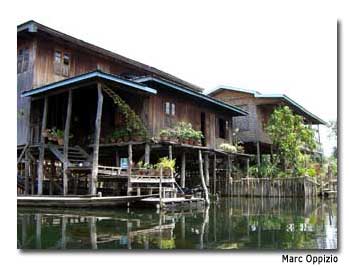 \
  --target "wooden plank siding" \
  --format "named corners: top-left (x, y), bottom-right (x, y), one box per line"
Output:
top-left (18, 30), bottom-right (235, 149)
top-left (211, 90), bottom-right (272, 145)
